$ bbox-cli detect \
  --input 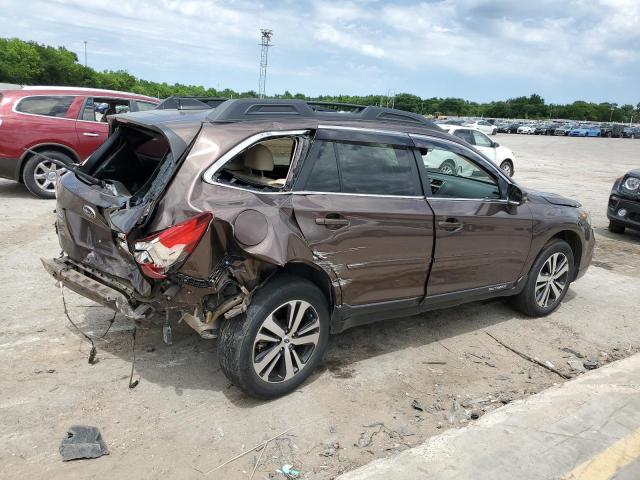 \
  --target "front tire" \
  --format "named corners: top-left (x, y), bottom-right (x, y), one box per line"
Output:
top-left (499, 160), bottom-right (514, 177)
top-left (512, 239), bottom-right (574, 317)
top-left (217, 274), bottom-right (330, 399)
top-left (608, 220), bottom-right (625, 234)
top-left (23, 150), bottom-right (72, 199)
